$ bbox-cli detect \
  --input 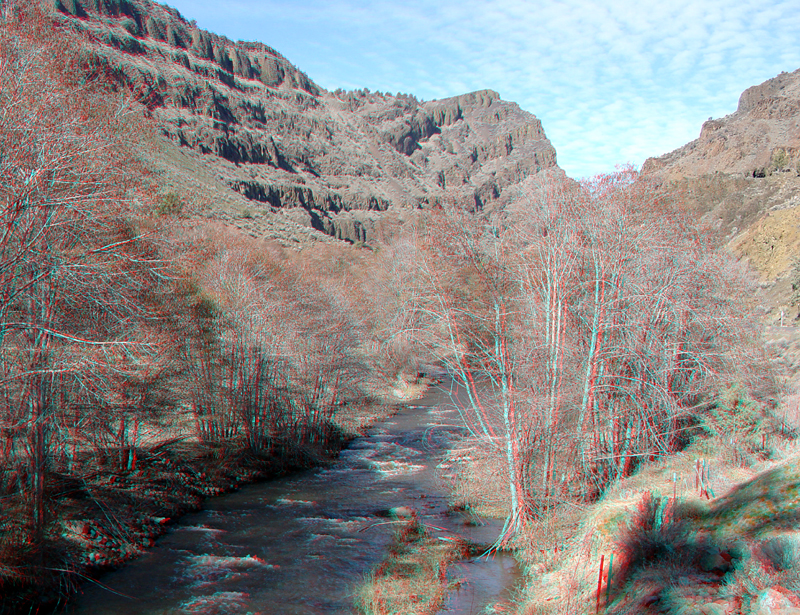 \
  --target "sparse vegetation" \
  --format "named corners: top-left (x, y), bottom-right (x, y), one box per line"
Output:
top-left (355, 509), bottom-right (469, 615)
top-left (155, 190), bottom-right (184, 216)
top-left (791, 257), bottom-right (800, 316)
top-left (771, 147), bottom-right (789, 171)
top-left (701, 385), bottom-right (778, 458)
top-left (2, 1), bottom-right (799, 614)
